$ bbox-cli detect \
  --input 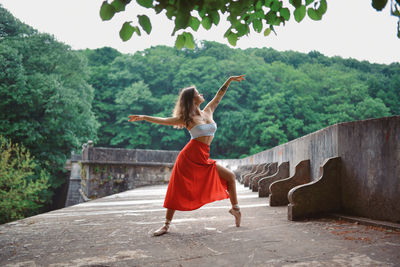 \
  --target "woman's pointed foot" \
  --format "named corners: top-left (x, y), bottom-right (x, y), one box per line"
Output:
top-left (153, 225), bottom-right (169, 236)
top-left (229, 208), bottom-right (241, 227)
top-left (153, 219), bottom-right (171, 236)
